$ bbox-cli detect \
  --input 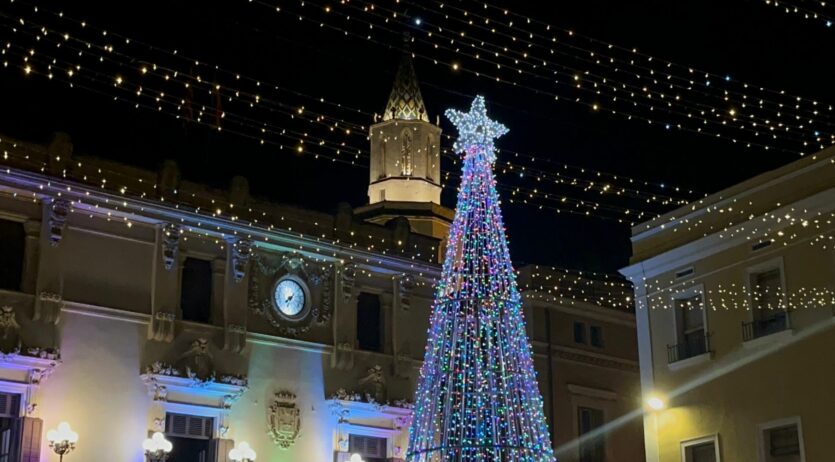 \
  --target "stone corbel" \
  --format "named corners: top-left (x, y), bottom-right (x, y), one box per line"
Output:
top-left (148, 312), bottom-right (176, 343)
top-left (161, 223), bottom-right (181, 271)
top-left (223, 324), bottom-right (247, 354)
top-left (228, 238), bottom-right (252, 283)
top-left (340, 263), bottom-right (357, 302)
top-left (47, 199), bottom-right (69, 247)
top-left (33, 291), bottom-right (63, 325)
top-left (330, 341), bottom-right (355, 370)
top-left (396, 274), bottom-right (415, 311)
